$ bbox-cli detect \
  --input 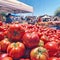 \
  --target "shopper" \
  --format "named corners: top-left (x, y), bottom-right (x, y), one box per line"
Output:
top-left (6, 13), bottom-right (13, 23)
top-left (37, 16), bottom-right (42, 22)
